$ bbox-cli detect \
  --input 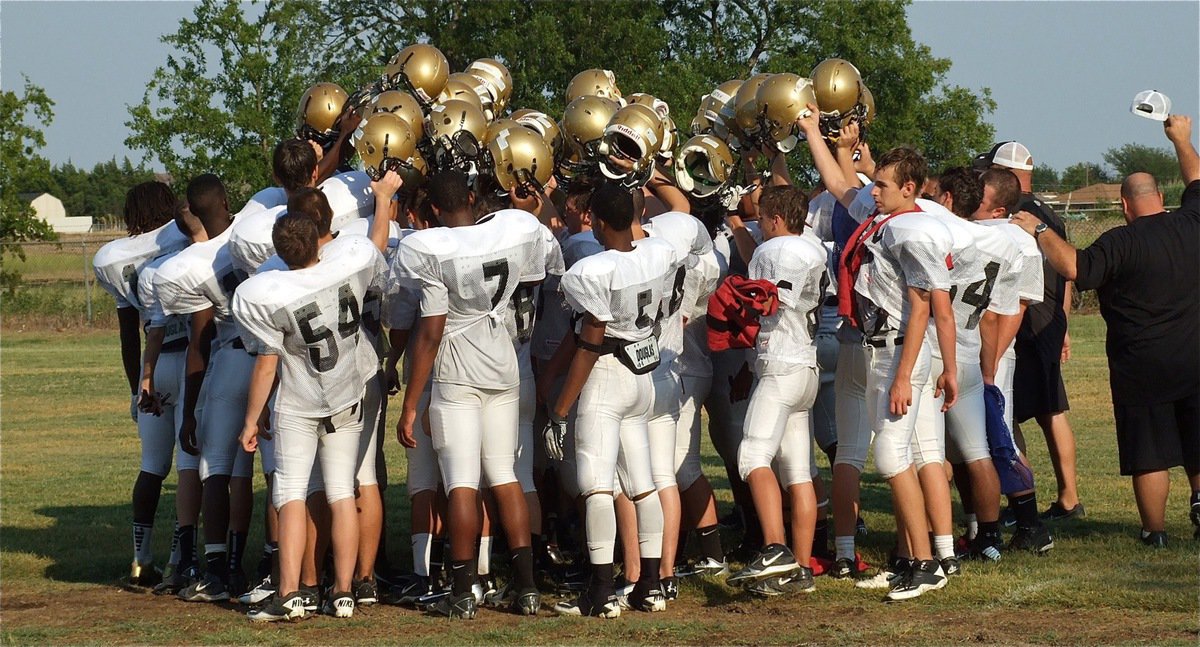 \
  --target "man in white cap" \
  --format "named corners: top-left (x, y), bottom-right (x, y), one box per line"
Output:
top-left (975, 141), bottom-right (1083, 525)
